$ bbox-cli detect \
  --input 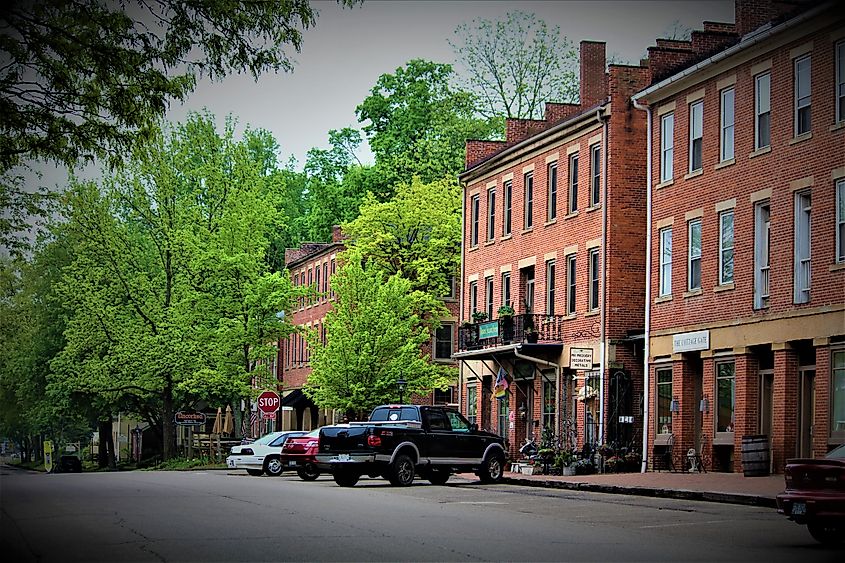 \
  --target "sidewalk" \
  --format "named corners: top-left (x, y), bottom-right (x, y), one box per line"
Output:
top-left (499, 469), bottom-right (784, 508)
